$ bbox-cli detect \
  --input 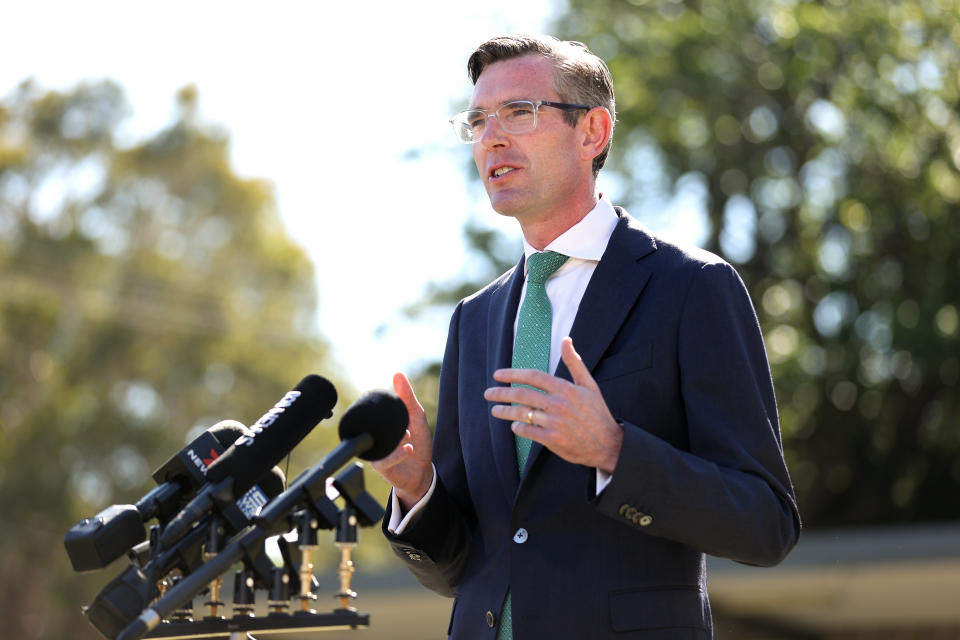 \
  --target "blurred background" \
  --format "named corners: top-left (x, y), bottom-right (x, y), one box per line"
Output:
top-left (1, 0), bottom-right (958, 638)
